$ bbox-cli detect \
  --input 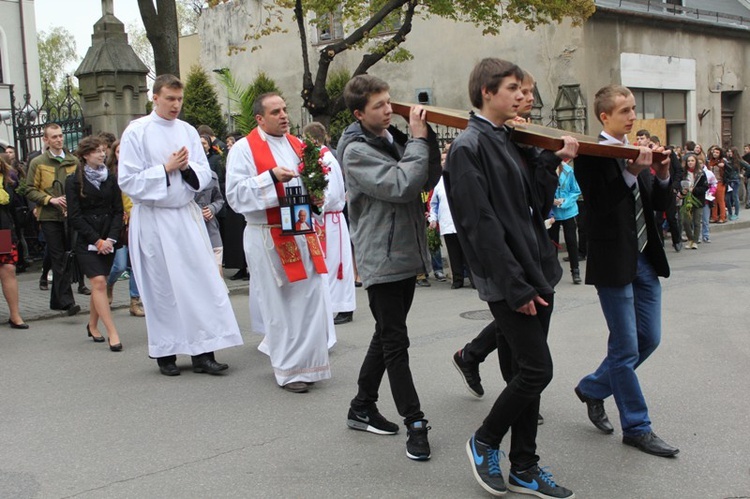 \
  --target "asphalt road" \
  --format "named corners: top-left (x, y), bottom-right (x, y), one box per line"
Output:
top-left (1, 224), bottom-right (749, 498)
